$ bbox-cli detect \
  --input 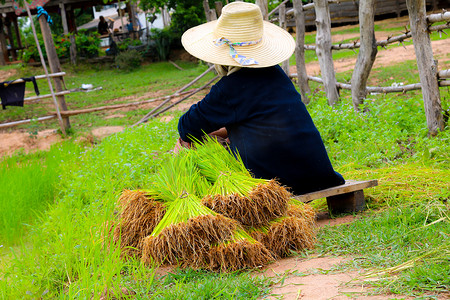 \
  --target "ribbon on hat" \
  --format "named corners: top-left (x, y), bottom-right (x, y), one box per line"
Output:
top-left (36, 6), bottom-right (52, 25)
top-left (214, 37), bottom-right (261, 66)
